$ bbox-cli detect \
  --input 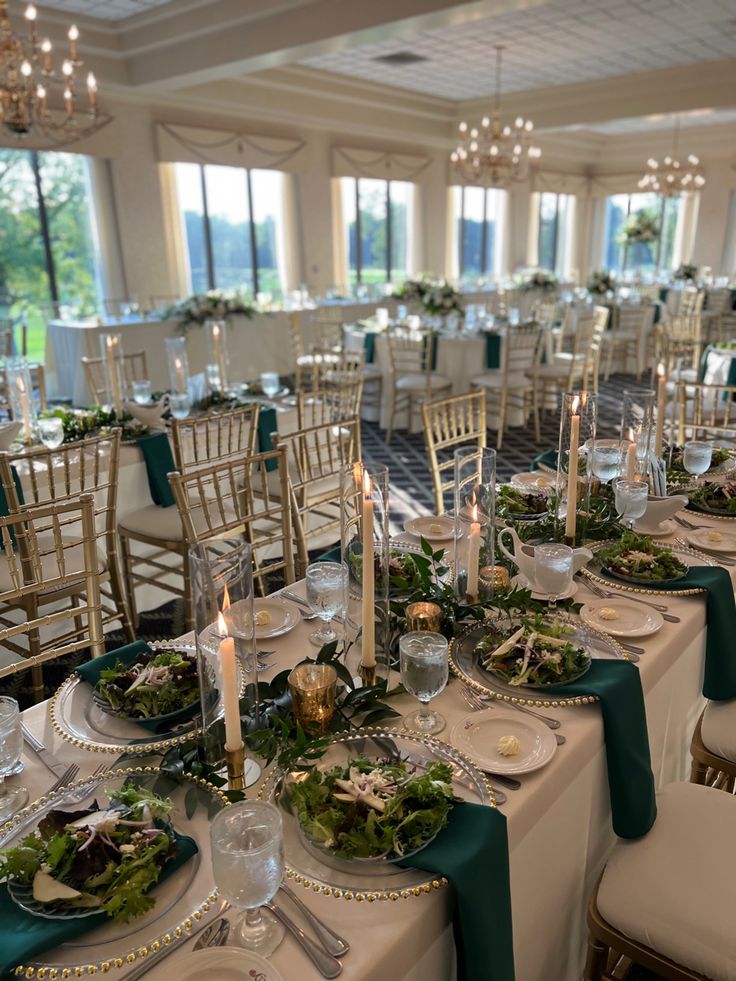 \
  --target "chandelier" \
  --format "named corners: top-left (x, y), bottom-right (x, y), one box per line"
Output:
top-left (638, 115), bottom-right (705, 197)
top-left (450, 44), bottom-right (541, 188)
top-left (0, 0), bottom-right (107, 143)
